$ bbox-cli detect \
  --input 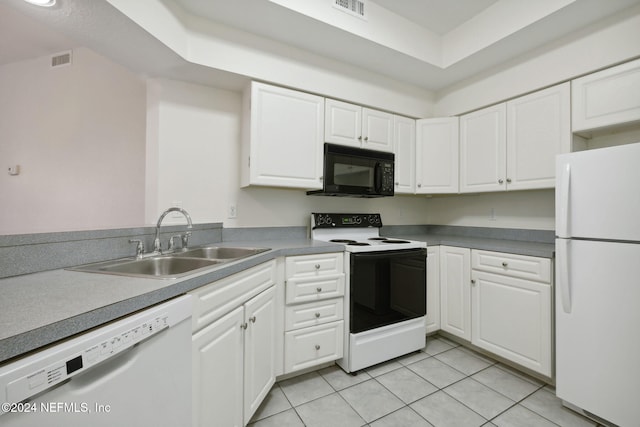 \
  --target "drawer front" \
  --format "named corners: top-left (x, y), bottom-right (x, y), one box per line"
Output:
top-left (285, 252), bottom-right (344, 279)
top-left (284, 321), bottom-right (344, 374)
top-left (472, 250), bottom-right (551, 283)
top-left (189, 260), bottom-right (276, 333)
top-left (285, 298), bottom-right (344, 331)
top-left (285, 274), bottom-right (345, 304)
